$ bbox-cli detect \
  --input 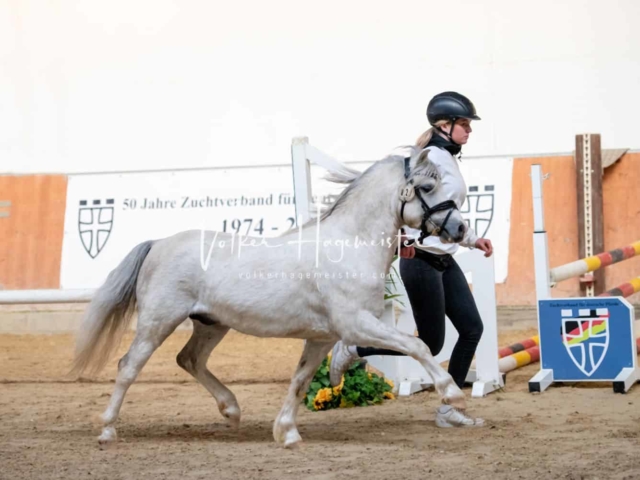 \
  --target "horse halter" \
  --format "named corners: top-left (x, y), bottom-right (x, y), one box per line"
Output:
top-left (400, 157), bottom-right (458, 243)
